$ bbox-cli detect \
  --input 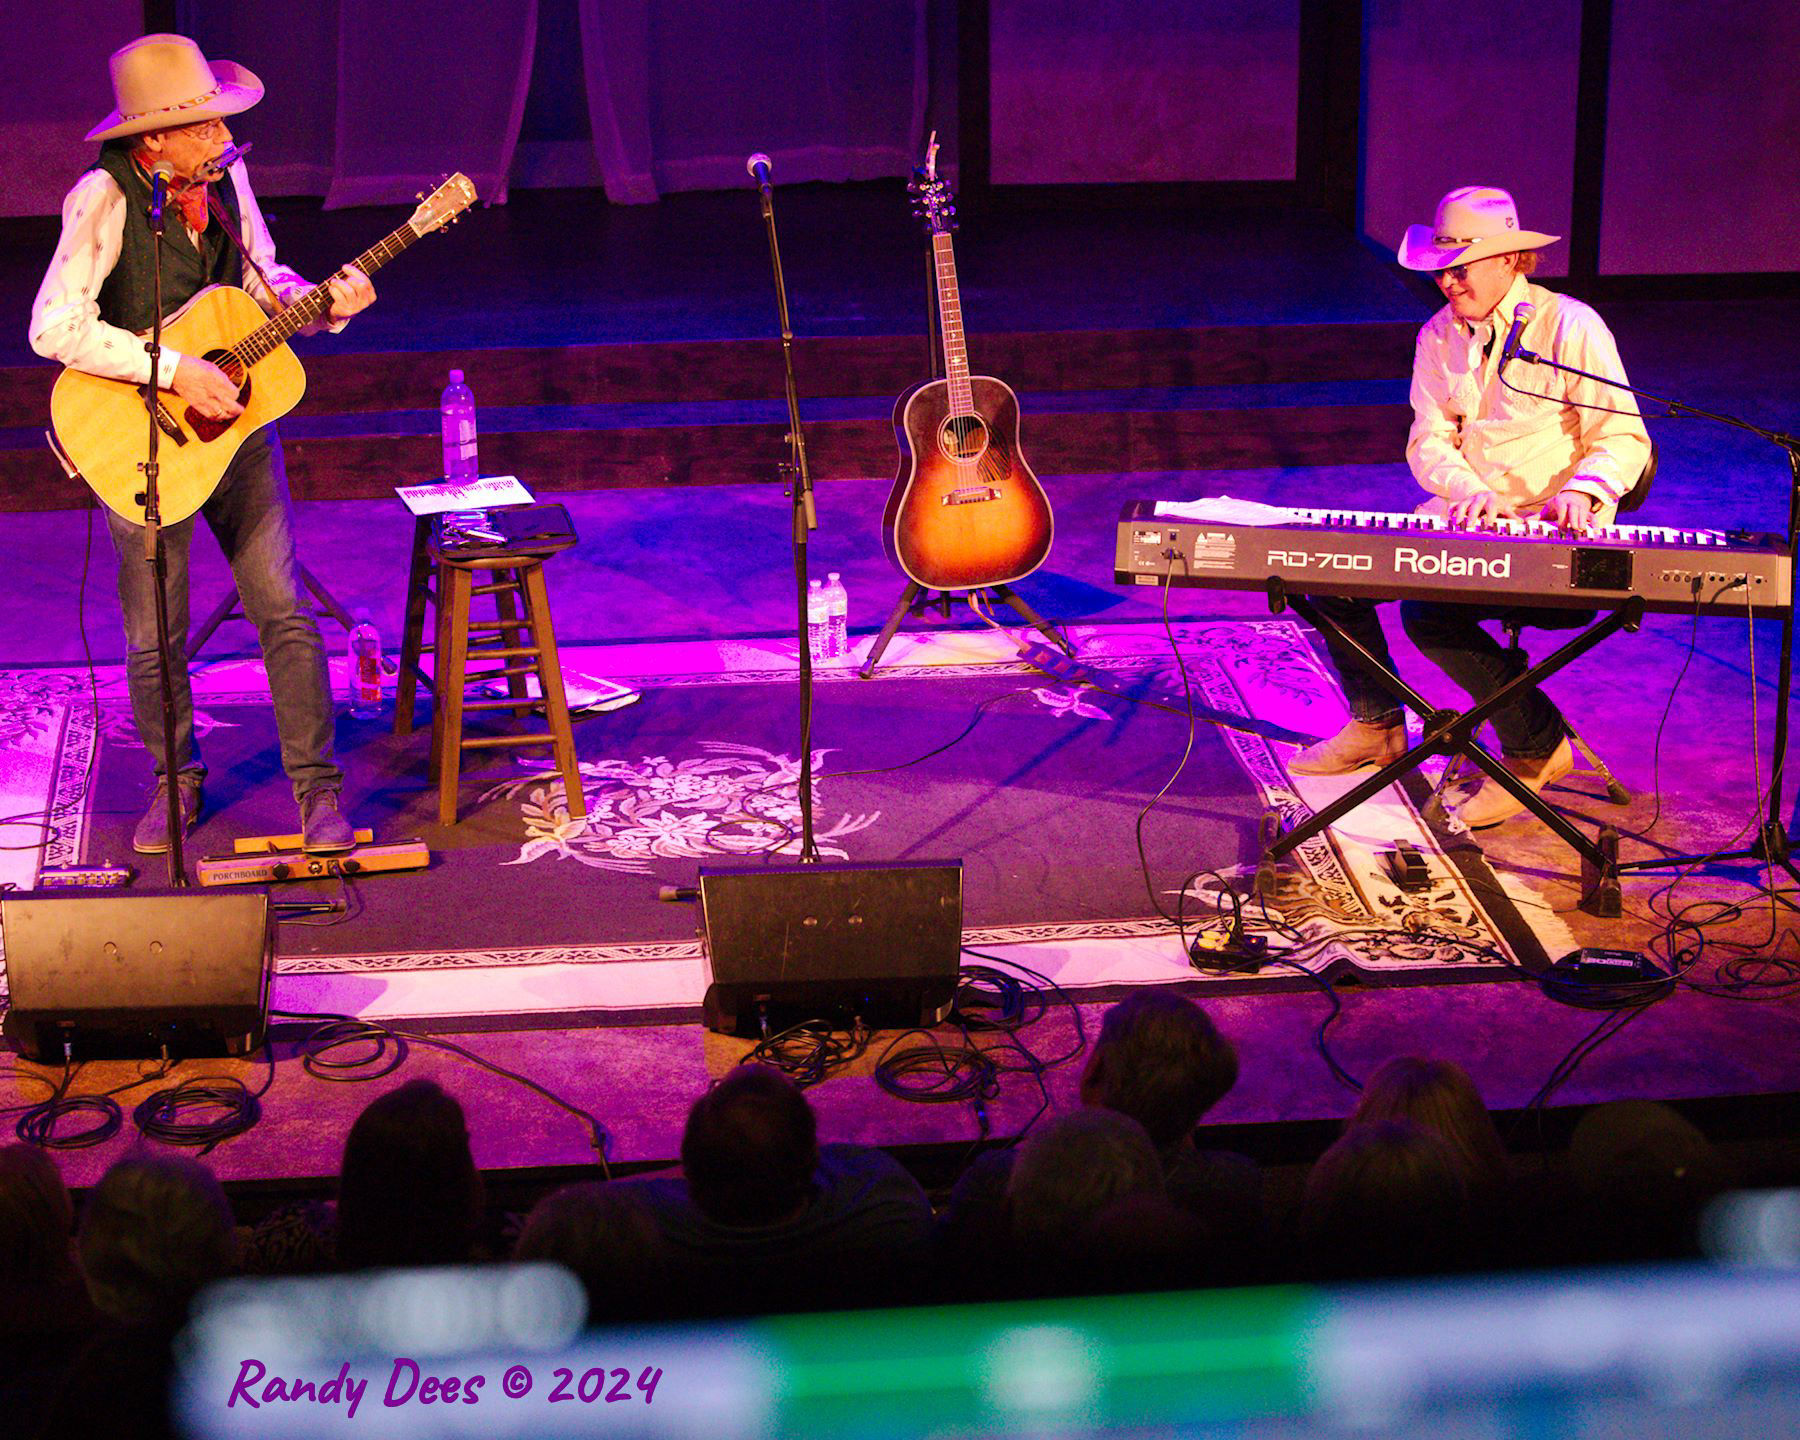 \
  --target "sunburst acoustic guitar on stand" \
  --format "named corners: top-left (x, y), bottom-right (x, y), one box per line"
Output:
top-left (881, 149), bottom-right (1053, 591)
top-left (48, 172), bottom-right (477, 527)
